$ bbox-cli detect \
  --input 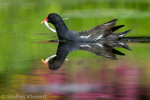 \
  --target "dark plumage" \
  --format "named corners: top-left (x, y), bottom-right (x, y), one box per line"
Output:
top-left (42, 13), bottom-right (131, 42)
top-left (41, 13), bottom-right (130, 42)
top-left (41, 13), bottom-right (132, 70)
